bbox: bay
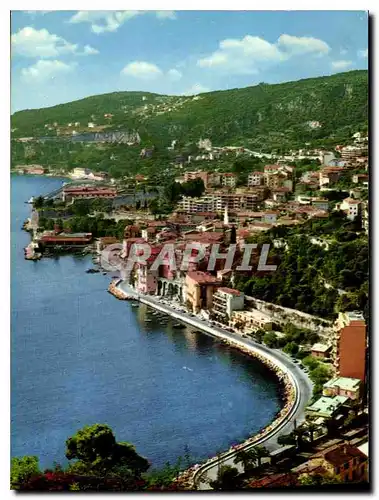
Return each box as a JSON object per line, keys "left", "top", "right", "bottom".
{"left": 11, "top": 174, "right": 282, "bottom": 469}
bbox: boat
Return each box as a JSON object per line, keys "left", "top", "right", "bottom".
{"left": 27, "top": 197, "right": 34, "bottom": 204}
{"left": 131, "top": 302, "right": 139, "bottom": 308}
{"left": 86, "top": 268, "right": 100, "bottom": 274}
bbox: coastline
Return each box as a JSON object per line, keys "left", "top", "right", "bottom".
{"left": 108, "top": 279, "right": 305, "bottom": 490}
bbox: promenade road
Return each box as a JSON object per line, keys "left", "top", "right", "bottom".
{"left": 116, "top": 282, "right": 313, "bottom": 489}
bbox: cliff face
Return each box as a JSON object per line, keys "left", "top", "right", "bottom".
{"left": 73, "top": 130, "right": 141, "bottom": 144}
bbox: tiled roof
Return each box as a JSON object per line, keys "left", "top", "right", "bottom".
{"left": 186, "top": 271, "right": 221, "bottom": 284}
{"left": 216, "top": 287, "right": 242, "bottom": 296}
{"left": 321, "top": 443, "right": 366, "bottom": 467}
{"left": 248, "top": 473, "right": 298, "bottom": 488}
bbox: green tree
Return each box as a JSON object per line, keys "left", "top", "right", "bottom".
{"left": 263, "top": 332, "right": 278, "bottom": 348}
{"left": 302, "top": 356, "right": 320, "bottom": 371}
{"left": 283, "top": 341, "right": 299, "bottom": 356}
{"left": 33, "top": 196, "right": 45, "bottom": 210}
{"left": 208, "top": 465, "right": 243, "bottom": 491}
{"left": 11, "top": 456, "right": 41, "bottom": 490}
{"left": 253, "top": 445, "right": 270, "bottom": 468}
{"left": 233, "top": 449, "right": 257, "bottom": 472}
{"left": 65, "top": 424, "right": 149, "bottom": 477}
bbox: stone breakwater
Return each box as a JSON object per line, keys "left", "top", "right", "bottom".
{"left": 172, "top": 341, "right": 296, "bottom": 490}
{"left": 108, "top": 280, "right": 134, "bottom": 300}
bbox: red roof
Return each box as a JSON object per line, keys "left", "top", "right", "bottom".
{"left": 315, "top": 443, "right": 366, "bottom": 467}
{"left": 217, "top": 287, "right": 242, "bottom": 296}
{"left": 186, "top": 271, "right": 221, "bottom": 284}
{"left": 250, "top": 171, "right": 264, "bottom": 175}
{"left": 248, "top": 473, "right": 298, "bottom": 488}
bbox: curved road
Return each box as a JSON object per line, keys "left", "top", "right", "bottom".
{"left": 116, "top": 283, "right": 313, "bottom": 489}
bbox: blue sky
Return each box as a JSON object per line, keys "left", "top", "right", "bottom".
{"left": 11, "top": 10, "right": 368, "bottom": 112}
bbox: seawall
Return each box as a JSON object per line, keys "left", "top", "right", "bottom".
{"left": 110, "top": 280, "right": 305, "bottom": 489}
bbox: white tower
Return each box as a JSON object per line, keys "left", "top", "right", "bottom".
{"left": 223, "top": 205, "right": 229, "bottom": 226}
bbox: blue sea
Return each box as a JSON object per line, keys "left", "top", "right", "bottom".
{"left": 11, "top": 174, "right": 281, "bottom": 469}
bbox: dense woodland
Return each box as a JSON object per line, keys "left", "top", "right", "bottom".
{"left": 234, "top": 212, "right": 369, "bottom": 321}
{"left": 12, "top": 70, "right": 368, "bottom": 171}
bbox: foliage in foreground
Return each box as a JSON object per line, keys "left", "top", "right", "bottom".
{"left": 10, "top": 424, "right": 182, "bottom": 491}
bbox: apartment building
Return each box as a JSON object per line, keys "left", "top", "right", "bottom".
{"left": 248, "top": 171, "right": 264, "bottom": 187}
{"left": 184, "top": 271, "right": 221, "bottom": 313}
{"left": 332, "top": 311, "right": 367, "bottom": 381}
{"left": 340, "top": 145, "right": 368, "bottom": 161}
{"left": 212, "top": 287, "right": 245, "bottom": 322}
{"left": 221, "top": 172, "right": 237, "bottom": 188}
{"left": 184, "top": 170, "right": 210, "bottom": 188}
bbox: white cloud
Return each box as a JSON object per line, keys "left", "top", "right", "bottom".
{"left": 69, "top": 10, "right": 176, "bottom": 34}
{"left": 11, "top": 26, "right": 98, "bottom": 58}
{"left": 21, "top": 59, "right": 76, "bottom": 82}
{"left": 121, "top": 62, "right": 183, "bottom": 81}
{"left": 121, "top": 61, "right": 163, "bottom": 79}
{"left": 167, "top": 68, "right": 182, "bottom": 81}
{"left": 331, "top": 60, "right": 353, "bottom": 70}
{"left": 358, "top": 48, "right": 368, "bottom": 58}
{"left": 277, "top": 34, "right": 330, "bottom": 55}
{"left": 183, "top": 83, "right": 210, "bottom": 95}
{"left": 82, "top": 45, "right": 99, "bottom": 56}
{"left": 12, "top": 27, "right": 77, "bottom": 58}
{"left": 197, "top": 33, "right": 330, "bottom": 75}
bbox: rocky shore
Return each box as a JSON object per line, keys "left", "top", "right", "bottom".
{"left": 107, "top": 280, "right": 298, "bottom": 491}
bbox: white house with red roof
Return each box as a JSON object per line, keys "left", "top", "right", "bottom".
{"left": 338, "top": 197, "right": 362, "bottom": 221}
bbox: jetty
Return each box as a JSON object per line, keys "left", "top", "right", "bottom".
{"left": 24, "top": 242, "right": 41, "bottom": 260}
{"left": 107, "top": 280, "right": 137, "bottom": 300}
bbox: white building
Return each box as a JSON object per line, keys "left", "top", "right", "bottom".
{"left": 230, "top": 309, "right": 272, "bottom": 331}
{"left": 248, "top": 171, "right": 264, "bottom": 187}
{"left": 339, "top": 197, "right": 361, "bottom": 221}
{"left": 212, "top": 288, "right": 245, "bottom": 321}
{"left": 222, "top": 173, "right": 237, "bottom": 188}
{"left": 88, "top": 122, "right": 95, "bottom": 128}
{"left": 71, "top": 167, "right": 92, "bottom": 179}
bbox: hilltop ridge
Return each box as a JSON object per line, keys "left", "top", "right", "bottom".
{"left": 11, "top": 70, "right": 368, "bottom": 151}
